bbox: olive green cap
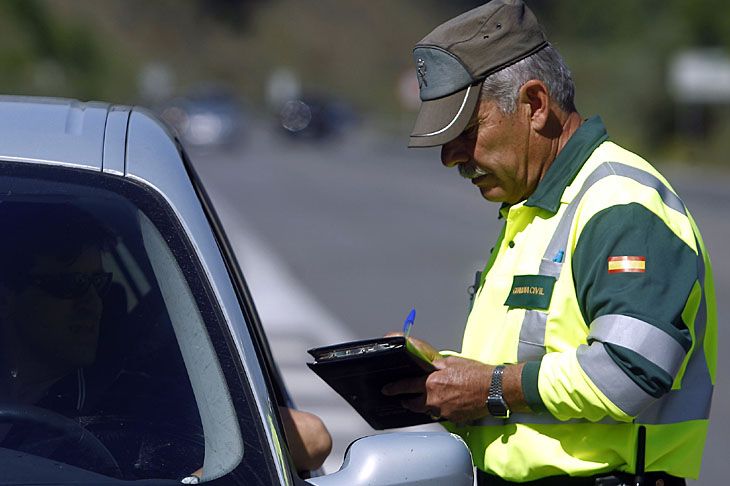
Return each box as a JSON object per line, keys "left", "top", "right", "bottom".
{"left": 409, "top": 0, "right": 547, "bottom": 147}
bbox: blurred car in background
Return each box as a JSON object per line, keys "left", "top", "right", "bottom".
{"left": 278, "top": 96, "right": 358, "bottom": 142}
{"left": 159, "top": 85, "right": 246, "bottom": 150}
{"left": 0, "top": 96, "right": 474, "bottom": 486}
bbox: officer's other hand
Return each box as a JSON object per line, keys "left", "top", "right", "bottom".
{"left": 383, "top": 332, "right": 442, "bottom": 362}
{"left": 383, "top": 355, "right": 492, "bottom": 424}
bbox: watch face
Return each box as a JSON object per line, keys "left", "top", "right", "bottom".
{"left": 487, "top": 396, "right": 509, "bottom": 418}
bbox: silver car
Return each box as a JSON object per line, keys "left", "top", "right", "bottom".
{"left": 0, "top": 96, "right": 474, "bottom": 486}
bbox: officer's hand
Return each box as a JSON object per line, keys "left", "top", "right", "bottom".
{"left": 383, "top": 332, "right": 442, "bottom": 362}
{"left": 383, "top": 356, "right": 493, "bottom": 424}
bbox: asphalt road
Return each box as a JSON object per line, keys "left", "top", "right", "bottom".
{"left": 191, "top": 122, "right": 728, "bottom": 484}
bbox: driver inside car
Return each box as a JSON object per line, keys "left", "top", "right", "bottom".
{"left": 0, "top": 202, "right": 213, "bottom": 480}
{"left": 0, "top": 202, "right": 208, "bottom": 479}
{"left": 0, "top": 204, "right": 113, "bottom": 415}
{"left": 0, "top": 204, "right": 118, "bottom": 469}
{"left": 0, "top": 202, "right": 333, "bottom": 481}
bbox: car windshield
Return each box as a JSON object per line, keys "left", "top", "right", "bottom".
{"left": 0, "top": 165, "right": 242, "bottom": 483}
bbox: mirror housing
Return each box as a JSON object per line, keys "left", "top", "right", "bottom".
{"left": 305, "top": 432, "right": 474, "bottom": 486}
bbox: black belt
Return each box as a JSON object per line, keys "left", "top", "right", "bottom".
{"left": 476, "top": 469, "right": 686, "bottom": 486}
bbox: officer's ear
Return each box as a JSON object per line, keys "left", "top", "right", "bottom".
{"left": 517, "top": 80, "right": 550, "bottom": 132}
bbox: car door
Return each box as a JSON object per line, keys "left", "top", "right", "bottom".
{"left": 0, "top": 98, "right": 296, "bottom": 485}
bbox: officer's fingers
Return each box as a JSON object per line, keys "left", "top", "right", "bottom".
{"left": 432, "top": 355, "right": 471, "bottom": 368}
{"left": 432, "top": 356, "right": 464, "bottom": 370}
{"left": 401, "top": 395, "right": 429, "bottom": 413}
{"left": 381, "top": 376, "right": 427, "bottom": 396}
{"left": 422, "top": 371, "right": 458, "bottom": 413}
{"left": 382, "top": 333, "right": 441, "bottom": 361}
{"left": 425, "top": 367, "right": 460, "bottom": 396}
{"left": 406, "top": 336, "right": 442, "bottom": 361}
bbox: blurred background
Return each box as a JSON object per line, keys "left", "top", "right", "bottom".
{"left": 0, "top": 0, "right": 726, "bottom": 483}
{"left": 3, "top": 0, "right": 730, "bottom": 161}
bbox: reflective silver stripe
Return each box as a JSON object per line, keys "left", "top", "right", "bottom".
{"left": 473, "top": 413, "right": 621, "bottom": 426}
{"left": 543, "top": 161, "right": 686, "bottom": 266}
{"left": 518, "top": 310, "right": 548, "bottom": 361}
{"left": 589, "top": 315, "right": 687, "bottom": 378}
{"left": 542, "top": 163, "right": 615, "bottom": 266}
{"left": 516, "top": 257, "right": 561, "bottom": 362}
{"left": 473, "top": 389, "right": 712, "bottom": 426}
{"left": 608, "top": 163, "right": 686, "bottom": 215}
{"left": 475, "top": 413, "right": 566, "bottom": 426}
{"left": 478, "top": 289, "right": 711, "bottom": 428}
{"left": 637, "top": 242, "right": 713, "bottom": 424}
{"left": 538, "top": 258, "right": 562, "bottom": 278}
{"left": 576, "top": 342, "right": 655, "bottom": 416}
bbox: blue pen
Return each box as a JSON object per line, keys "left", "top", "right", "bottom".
{"left": 402, "top": 308, "right": 416, "bottom": 339}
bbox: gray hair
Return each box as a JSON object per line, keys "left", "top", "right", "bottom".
{"left": 481, "top": 44, "right": 576, "bottom": 114}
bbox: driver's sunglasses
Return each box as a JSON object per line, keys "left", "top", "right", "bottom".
{"left": 26, "top": 272, "right": 113, "bottom": 300}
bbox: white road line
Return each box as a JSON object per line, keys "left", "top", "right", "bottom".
{"left": 212, "top": 200, "right": 375, "bottom": 473}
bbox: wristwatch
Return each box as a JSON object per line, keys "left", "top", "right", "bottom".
{"left": 487, "top": 365, "right": 510, "bottom": 418}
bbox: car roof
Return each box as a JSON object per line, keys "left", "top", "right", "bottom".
{"left": 0, "top": 96, "right": 116, "bottom": 171}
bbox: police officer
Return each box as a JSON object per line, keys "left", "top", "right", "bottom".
{"left": 382, "top": 1, "right": 717, "bottom": 485}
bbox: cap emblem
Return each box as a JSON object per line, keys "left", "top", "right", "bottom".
{"left": 416, "top": 58, "right": 428, "bottom": 88}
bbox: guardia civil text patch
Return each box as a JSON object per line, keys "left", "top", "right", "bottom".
{"left": 608, "top": 256, "right": 646, "bottom": 273}
{"left": 505, "top": 274, "right": 556, "bottom": 310}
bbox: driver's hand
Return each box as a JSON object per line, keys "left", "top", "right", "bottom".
{"left": 181, "top": 467, "right": 202, "bottom": 484}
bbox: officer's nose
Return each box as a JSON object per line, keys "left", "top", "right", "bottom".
{"left": 441, "top": 137, "right": 468, "bottom": 168}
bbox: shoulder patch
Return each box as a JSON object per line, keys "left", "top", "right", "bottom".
{"left": 608, "top": 256, "right": 645, "bottom": 273}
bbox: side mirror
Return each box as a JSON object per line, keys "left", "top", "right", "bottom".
{"left": 305, "top": 432, "right": 474, "bottom": 486}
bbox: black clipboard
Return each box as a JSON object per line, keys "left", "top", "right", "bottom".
{"left": 307, "top": 336, "right": 439, "bottom": 430}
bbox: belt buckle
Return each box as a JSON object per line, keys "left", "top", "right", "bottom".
{"left": 594, "top": 475, "right": 629, "bottom": 486}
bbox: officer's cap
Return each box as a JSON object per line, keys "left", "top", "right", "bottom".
{"left": 409, "top": 0, "right": 548, "bottom": 147}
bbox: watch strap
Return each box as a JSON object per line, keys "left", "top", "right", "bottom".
{"left": 487, "top": 365, "right": 510, "bottom": 418}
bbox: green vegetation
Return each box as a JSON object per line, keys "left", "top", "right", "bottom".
{"left": 0, "top": 0, "right": 134, "bottom": 100}
{"left": 0, "top": 0, "right": 727, "bottom": 164}
{"left": 533, "top": 0, "right": 730, "bottom": 165}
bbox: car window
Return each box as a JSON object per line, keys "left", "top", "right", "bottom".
{"left": 0, "top": 163, "right": 246, "bottom": 483}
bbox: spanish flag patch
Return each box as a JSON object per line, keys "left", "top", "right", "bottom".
{"left": 608, "top": 256, "right": 646, "bottom": 273}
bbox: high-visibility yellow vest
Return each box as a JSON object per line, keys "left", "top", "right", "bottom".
{"left": 445, "top": 117, "right": 717, "bottom": 481}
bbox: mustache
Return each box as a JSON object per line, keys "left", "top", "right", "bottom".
{"left": 458, "top": 163, "right": 488, "bottom": 180}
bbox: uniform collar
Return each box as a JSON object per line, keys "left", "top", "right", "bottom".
{"left": 523, "top": 116, "right": 608, "bottom": 214}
